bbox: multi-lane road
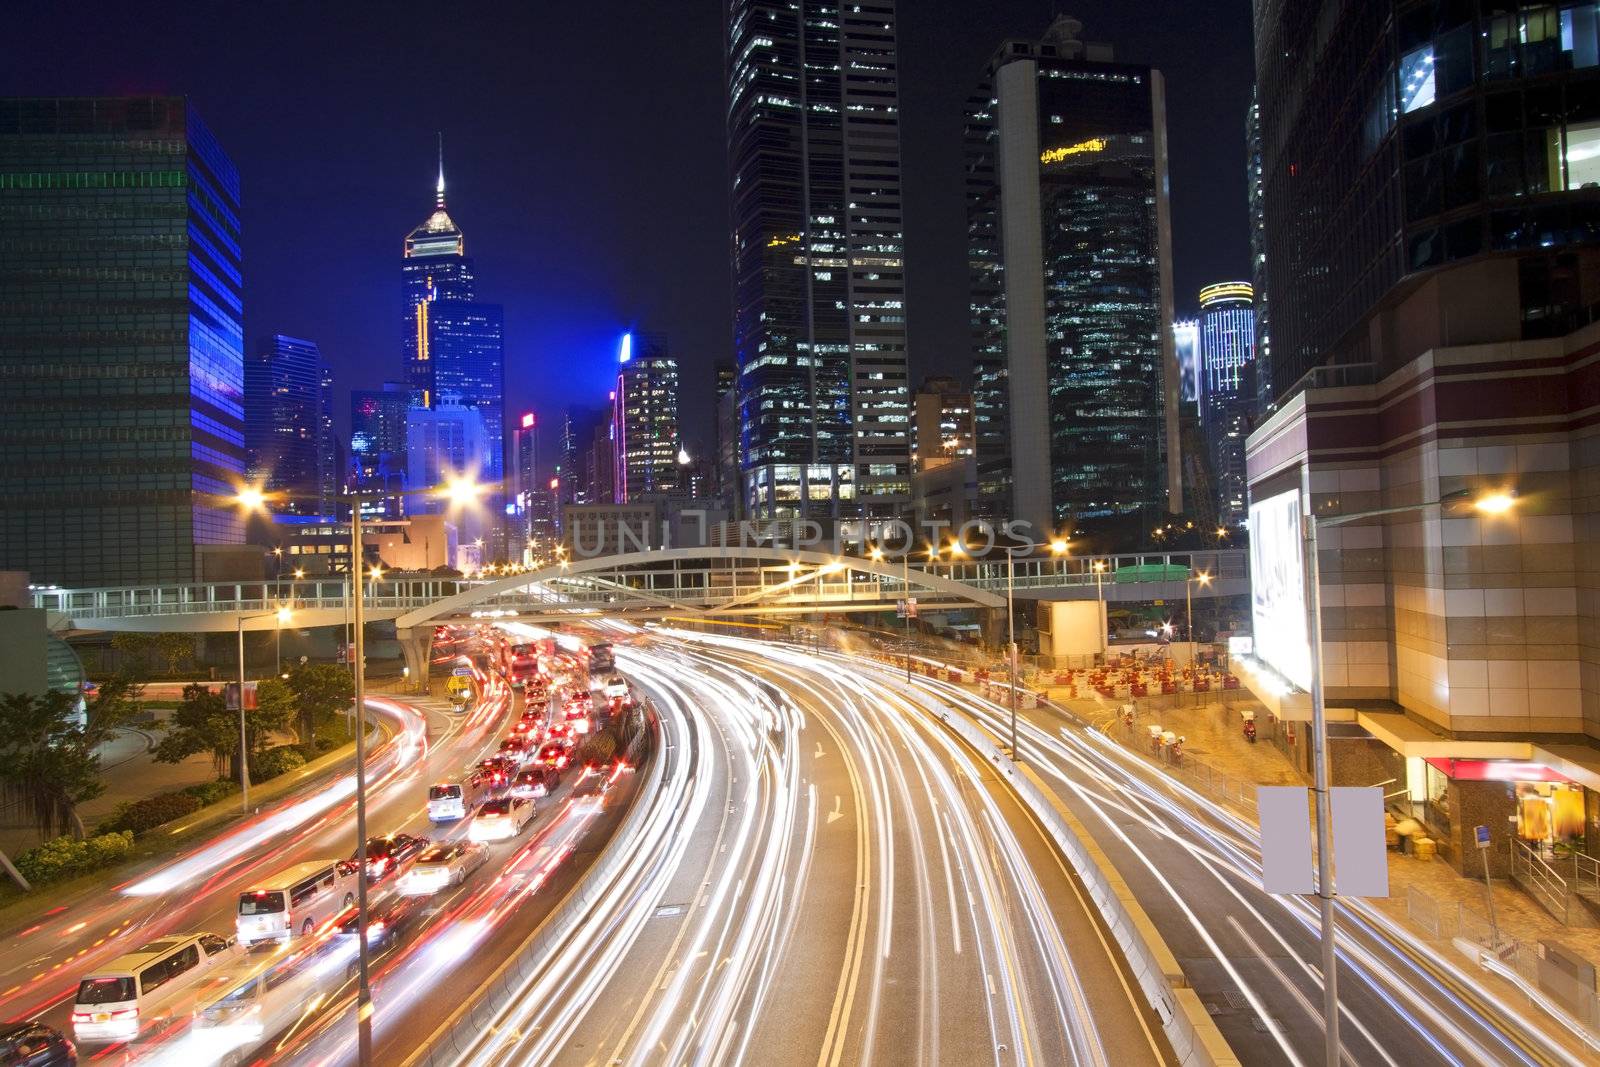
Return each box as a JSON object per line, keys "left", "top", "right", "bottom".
{"left": 443, "top": 627, "right": 1166, "bottom": 1067}
{"left": 8, "top": 621, "right": 1589, "bottom": 1067}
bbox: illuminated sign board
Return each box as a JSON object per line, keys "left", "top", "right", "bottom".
{"left": 1248, "top": 489, "right": 1310, "bottom": 691}
{"left": 1039, "top": 138, "right": 1107, "bottom": 164}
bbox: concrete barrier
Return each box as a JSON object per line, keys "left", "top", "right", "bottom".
{"left": 913, "top": 667, "right": 1240, "bottom": 1066}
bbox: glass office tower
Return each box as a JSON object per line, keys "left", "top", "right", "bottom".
{"left": 612, "top": 332, "right": 682, "bottom": 500}
{"left": 965, "top": 17, "right": 1179, "bottom": 535}
{"left": 0, "top": 97, "right": 245, "bottom": 585}
{"left": 1197, "top": 283, "right": 1255, "bottom": 529}
{"left": 726, "top": 0, "right": 912, "bottom": 525}
{"left": 246, "top": 335, "right": 327, "bottom": 516}
{"left": 402, "top": 157, "right": 505, "bottom": 487}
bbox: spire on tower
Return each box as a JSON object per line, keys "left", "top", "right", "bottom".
{"left": 435, "top": 132, "right": 446, "bottom": 209}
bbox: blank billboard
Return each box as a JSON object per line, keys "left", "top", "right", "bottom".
{"left": 1248, "top": 488, "right": 1310, "bottom": 691}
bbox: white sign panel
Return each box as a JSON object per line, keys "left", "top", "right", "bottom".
{"left": 1256, "top": 786, "right": 1315, "bottom": 894}
{"left": 1248, "top": 488, "right": 1310, "bottom": 691}
{"left": 1331, "top": 787, "right": 1390, "bottom": 898}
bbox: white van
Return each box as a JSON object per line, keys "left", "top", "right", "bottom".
{"left": 71, "top": 931, "right": 237, "bottom": 1043}
{"left": 195, "top": 952, "right": 342, "bottom": 1056}
{"left": 428, "top": 774, "right": 488, "bottom": 822}
{"left": 236, "top": 860, "right": 360, "bottom": 946}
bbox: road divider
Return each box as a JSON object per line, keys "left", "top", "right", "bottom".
{"left": 914, "top": 675, "right": 1240, "bottom": 1067}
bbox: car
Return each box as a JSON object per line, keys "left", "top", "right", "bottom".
{"left": 332, "top": 895, "right": 425, "bottom": 977}
{"left": 397, "top": 842, "right": 490, "bottom": 895}
{"left": 508, "top": 766, "right": 558, "bottom": 799}
{"left": 354, "top": 833, "right": 429, "bottom": 884}
{"left": 510, "top": 717, "right": 542, "bottom": 738}
{"left": 468, "top": 796, "right": 534, "bottom": 842}
{"left": 498, "top": 737, "right": 533, "bottom": 763}
{"left": 476, "top": 757, "right": 518, "bottom": 788}
{"left": 536, "top": 742, "right": 570, "bottom": 769}
{"left": 0, "top": 1022, "right": 75, "bottom": 1065}
{"left": 569, "top": 770, "right": 613, "bottom": 813}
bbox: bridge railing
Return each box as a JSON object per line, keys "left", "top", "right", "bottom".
{"left": 31, "top": 549, "right": 1247, "bottom": 621}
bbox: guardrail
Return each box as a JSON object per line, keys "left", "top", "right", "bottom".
{"left": 1511, "top": 838, "right": 1579, "bottom": 926}
{"left": 403, "top": 704, "right": 668, "bottom": 1067}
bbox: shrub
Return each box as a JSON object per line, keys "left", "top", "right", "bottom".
{"left": 179, "top": 779, "right": 238, "bottom": 807}
{"left": 250, "top": 744, "right": 306, "bottom": 783}
{"left": 573, "top": 733, "right": 617, "bottom": 769}
{"left": 96, "top": 792, "right": 201, "bottom": 836}
{"left": 16, "top": 831, "right": 135, "bottom": 885}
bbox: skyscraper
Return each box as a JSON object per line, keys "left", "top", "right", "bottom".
{"left": 725, "top": 0, "right": 912, "bottom": 526}
{"left": 246, "top": 335, "right": 327, "bottom": 515}
{"left": 317, "top": 360, "right": 338, "bottom": 517}
{"left": 612, "top": 332, "right": 681, "bottom": 501}
{"left": 0, "top": 97, "right": 245, "bottom": 585}
{"left": 965, "top": 17, "right": 1179, "bottom": 535}
{"left": 401, "top": 149, "right": 505, "bottom": 489}
{"left": 1244, "top": 0, "right": 1600, "bottom": 865}
{"left": 1245, "top": 92, "right": 1272, "bottom": 417}
{"left": 1197, "top": 283, "right": 1254, "bottom": 528}
{"left": 350, "top": 382, "right": 409, "bottom": 519}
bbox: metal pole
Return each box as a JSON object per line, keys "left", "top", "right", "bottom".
{"left": 1481, "top": 845, "right": 1501, "bottom": 948}
{"left": 351, "top": 501, "right": 373, "bottom": 1066}
{"left": 237, "top": 615, "right": 250, "bottom": 814}
{"left": 1008, "top": 549, "right": 1018, "bottom": 763}
{"left": 1303, "top": 509, "right": 1341, "bottom": 1066}
{"left": 1187, "top": 576, "right": 1194, "bottom": 664}
{"left": 903, "top": 552, "right": 911, "bottom": 683}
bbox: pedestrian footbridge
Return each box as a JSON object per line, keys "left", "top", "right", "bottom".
{"left": 29, "top": 546, "right": 1246, "bottom": 636}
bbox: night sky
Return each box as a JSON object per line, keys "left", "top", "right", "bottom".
{"left": 5, "top": 1, "right": 1254, "bottom": 462}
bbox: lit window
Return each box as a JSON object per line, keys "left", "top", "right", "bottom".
{"left": 1400, "top": 46, "right": 1435, "bottom": 112}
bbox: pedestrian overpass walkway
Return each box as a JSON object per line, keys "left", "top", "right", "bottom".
{"left": 29, "top": 546, "right": 1247, "bottom": 635}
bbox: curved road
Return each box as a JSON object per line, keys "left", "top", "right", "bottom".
{"left": 440, "top": 630, "right": 1167, "bottom": 1067}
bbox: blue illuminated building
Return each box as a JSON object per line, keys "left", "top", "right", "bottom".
{"left": 0, "top": 97, "right": 246, "bottom": 585}
{"left": 246, "top": 335, "right": 329, "bottom": 516}
{"left": 402, "top": 148, "right": 505, "bottom": 489}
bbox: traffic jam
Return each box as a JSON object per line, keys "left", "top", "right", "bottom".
{"left": 63, "top": 627, "right": 639, "bottom": 1064}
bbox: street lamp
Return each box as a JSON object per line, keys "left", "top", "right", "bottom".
{"left": 1186, "top": 570, "right": 1212, "bottom": 664}
{"left": 994, "top": 536, "right": 1070, "bottom": 764}
{"left": 1302, "top": 485, "right": 1516, "bottom": 1067}
{"left": 344, "top": 475, "right": 489, "bottom": 1066}
{"left": 233, "top": 605, "right": 292, "bottom": 813}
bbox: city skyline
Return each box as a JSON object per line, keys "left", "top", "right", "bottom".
{"left": 0, "top": 2, "right": 1253, "bottom": 468}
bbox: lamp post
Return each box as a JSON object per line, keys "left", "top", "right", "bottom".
{"left": 1185, "top": 569, "right": 1212, "bottom": 665}
{"left": 1300, "top": 486, "right": 1516, "bottom": 1067}
{"left": 344, "top": 473, "right": 486, "bottom": 1066}
{"left": 233, "top": 605, "right": 292, "bottom": 814}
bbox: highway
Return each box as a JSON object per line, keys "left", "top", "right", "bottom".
{"left": 0, "top": 659, "right": 645, "bottom": 1067}
{"left": 848, "top": 642, "right": 1596, "bottom": 1067}
{"left": 441, "top": 627, "right": 1167, "bottom": 1067}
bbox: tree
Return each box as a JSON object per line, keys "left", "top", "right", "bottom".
{"left": 152, "top": 685, "right": 237, "bottom": 779}
{"left": 286, "top": 664, "right": 353, "bottom": 748}
{"left": 251, "top": 679, "right": 295, "bottom": 751}
{"left": 81, "top": 673, "right": 144, "bottom": 754}
{"left": 109, "top": 632, "right": 194, "bottom": 678}
{"left": 0, "top": 690, "right": 103, "bottom": 841}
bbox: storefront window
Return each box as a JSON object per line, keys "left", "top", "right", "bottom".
{"left": 1516, "top": 781, "right": 1587, "bottom": 843}
{"left": 1425, "top": 762, "right": 1452, "bottom": 836}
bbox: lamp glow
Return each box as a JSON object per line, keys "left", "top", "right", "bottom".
{"left": 1475, "top": 491, "right": 1518, "bottom": 515}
